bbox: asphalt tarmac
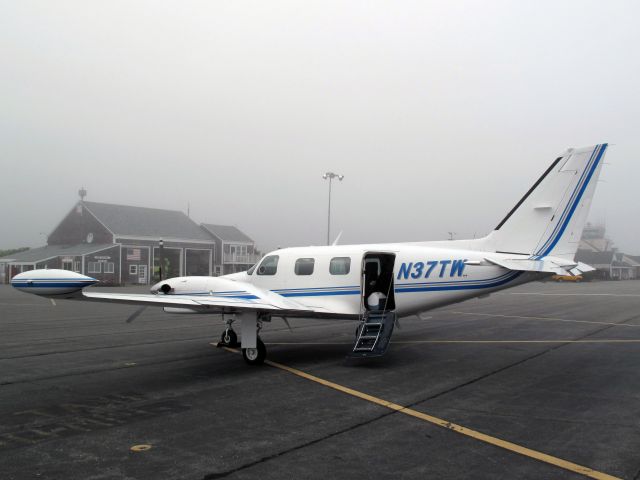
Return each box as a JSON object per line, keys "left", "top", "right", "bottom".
{"left": 1, "top": 280, "right": 640, "bottom": 480}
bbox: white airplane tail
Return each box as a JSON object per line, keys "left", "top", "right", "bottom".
{"left": 482, "top": 143, "right": 608, "bottom": 260}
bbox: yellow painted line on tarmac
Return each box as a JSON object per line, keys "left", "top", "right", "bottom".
{"left": 217, "top": 345, "right": 620, "bottom": 480}
{"left": 506, "top": 292, "right": 640, "bottom": 297}
{"left": 393, "top": 339, "right": 640, "bottom": 344}
{"left": 0, "top": 302, "right": 53, "bottom": 307}
{"left": 449, "top": 311, "right": 640, "bottom": 328}
{"left": 237, "top": 340, "right": 640, "bottom": 346}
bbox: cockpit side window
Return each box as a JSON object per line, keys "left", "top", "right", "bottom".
{"left": 257, "top": 255, "right": 279, "bottom": 275}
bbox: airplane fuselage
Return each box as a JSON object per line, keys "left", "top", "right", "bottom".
{"left": 160, "top": 243, "right": 541, "bottom": 319}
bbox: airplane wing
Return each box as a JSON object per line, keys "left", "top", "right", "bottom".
{"left": 10, "top": 269, "right": 324, "bottom": 315}
{"left": 81, "top": 288, "right": 318, "bottom": 315}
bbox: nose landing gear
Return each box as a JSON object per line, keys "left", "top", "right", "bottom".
{"left": 220, "top": 329, "right": 238, "bottom": 347}
{"left": 219, "top": 315, "right": 239, "bottom": 347}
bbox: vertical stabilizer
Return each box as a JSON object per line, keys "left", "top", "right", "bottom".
{"left": 484, "top": 144, "right": 608, "bottom": 260}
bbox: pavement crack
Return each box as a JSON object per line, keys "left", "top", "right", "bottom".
{"left": 201, "top": 409, "right": 397, "bottom": 479}
{"left": 0, "top": 352, "right": 219, "bottom": 386}
{"left": 0, "top": 335, "right": 214, "bottom": 360}
{"left": 420, "top": 311, "right": 640, "bottom": 404}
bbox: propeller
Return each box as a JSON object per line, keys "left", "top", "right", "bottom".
{"left": 282, "top": 316, "right": 293, "bottom": 332}
{"left": 126, "top": 306, "right": 147, "bottom": 323}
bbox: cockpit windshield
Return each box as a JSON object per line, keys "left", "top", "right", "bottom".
{"left": 246, "top": 263, "right": 258, "bottom": 275}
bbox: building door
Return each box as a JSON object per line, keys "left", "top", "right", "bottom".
{"left": 62, "top": 260, "right": 73, "bottom": 271}
{"left": 139, "top": 265, "right": 148, "bottom": 284}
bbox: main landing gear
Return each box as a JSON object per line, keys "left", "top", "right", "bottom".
{"left": 218, "top": 313, "right": 267, "bottom": 365}
{"left": 242, "top": 337, "right": 266, "bottom": 365}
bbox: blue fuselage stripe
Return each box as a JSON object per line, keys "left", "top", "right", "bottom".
{"left": 279, "top": 290, "right": 361, "bottom": 297}
{"left": 11, "top": 282, "right": 94, "bottom": 288}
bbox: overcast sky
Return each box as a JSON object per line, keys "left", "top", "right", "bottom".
{"left": 1, "top": 1, "right": 638, "bottom": 253}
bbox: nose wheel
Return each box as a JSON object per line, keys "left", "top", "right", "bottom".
{"left": 219, "top": 315, "right": 239, "bottom": 347}
{"left": 220, "top": 329, "right": 238, "bottom": 347}
{"left": 242, "top": 337, "right": 266, "bottom": 365}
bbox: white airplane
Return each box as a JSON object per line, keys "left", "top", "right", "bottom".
{"left": 11, "top": 144, "right": 608, "bottom": 365}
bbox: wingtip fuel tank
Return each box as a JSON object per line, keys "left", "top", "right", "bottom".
{"left": 11, "top": 269, "right": 98, "bottom": 297}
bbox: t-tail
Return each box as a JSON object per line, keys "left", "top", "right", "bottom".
{"left": 483, "top": 143, "right": 608, "bottom": 262}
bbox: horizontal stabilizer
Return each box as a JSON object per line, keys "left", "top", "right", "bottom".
{"left": 485, "top": 257, "right": 594, "bottom": 276}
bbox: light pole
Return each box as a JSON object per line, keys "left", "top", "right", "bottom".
{"left": 322, "top": 172, "right": 344, "bottom": 245}
{"left": 159, "top": 238, "right": 164, "bottom": 281}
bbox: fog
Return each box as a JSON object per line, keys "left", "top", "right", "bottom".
{"left": 1, "top": 1, "right": 638, "bottom": 253}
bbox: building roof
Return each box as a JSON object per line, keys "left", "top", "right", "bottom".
{"left": 575, "top": 250, "right": 615, "bottom": 266}
{"left": 201, "top": 224, "right": 254, "bottom": 243}
{"left": 0, "top": 244, "right": 115, "bottom": 263}
{"left": 83, "top": 201, "right": 213, "bottom": 242}
{"left": 625, "top": 255, "right": 640, "bottom": 265}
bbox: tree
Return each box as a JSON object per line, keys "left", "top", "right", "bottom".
{"left": 0, "top": 247, "right": 29, "bottom": 258}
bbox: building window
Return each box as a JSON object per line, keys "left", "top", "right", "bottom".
{"left": 129, "top": 265, "right": 138, "bottom": 275}
{"left": 257, "top": 255, "right": 279, "bottom": 275}
{"left": 74, "top": 261, "right": 81, "bottom": 272}
{"left": 88, "top": 262, "right": 101, "bottom": 273}
{"left": 330, "top": 257, "right": 351, "bottom": 275}
{"left": 295, "top": 258, "right": 315, "bottom": 275}
{"left": 104, "top": 262, "right": 115, "bottom": 274}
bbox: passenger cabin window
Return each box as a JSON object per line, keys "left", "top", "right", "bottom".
{"left": 295, "top": 258, "right": 315, "bottom": 275}
{"left": 246, "top": 263, "right": 257, "bottom": 275}
{"left": 257, "top": 255, "right": 279, "bottom": 275}
{"left": 330, "top": 257, "right": 351, "bottom": 275}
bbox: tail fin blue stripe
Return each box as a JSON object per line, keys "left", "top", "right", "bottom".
{"left": 534, "top": 144, "right": 601, "bottom": 256}
{"left": 536, "top": 143, "right": 607, "bottom": 258}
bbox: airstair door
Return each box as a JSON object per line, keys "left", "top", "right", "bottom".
{"left": 350, "top": 252, "right": 397, "bottom": 358}
{"left": 361, "top": 252, "right": 396, "bottom": 312}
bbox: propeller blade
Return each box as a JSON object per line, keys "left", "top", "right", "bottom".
{"left": 126, "top": 306, "right": 147, "bottom": 323}
{"left": 282, "top": 316, "right": 293, "bottom": 332}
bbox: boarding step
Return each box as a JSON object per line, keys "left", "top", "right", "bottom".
{"left": 349, "top": 312, "right": 396, "bottom": 358}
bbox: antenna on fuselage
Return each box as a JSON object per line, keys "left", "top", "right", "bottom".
{"left": 331, "top": 231, "right": 343, "bottom": 246}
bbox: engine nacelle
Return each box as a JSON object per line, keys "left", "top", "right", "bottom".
{"left": 11, "top": 269, "right": 98, "bottom": 297}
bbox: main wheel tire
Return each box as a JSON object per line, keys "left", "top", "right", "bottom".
{"left": 220, "top": 329, "right": 238, "bottom": 347}
{"left": 242, "top": 337, "right": 266, "bottom": 365}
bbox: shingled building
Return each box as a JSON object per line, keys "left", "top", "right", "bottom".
{"left": 2, "top": 200, "right": 257, "bottom": 285}
{"left": 201, "top": 224, "right": 260, "bottom": 275}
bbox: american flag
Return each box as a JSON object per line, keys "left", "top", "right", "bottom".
{"left": 127, "top": 248, "right": 141, "bottom": 261}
